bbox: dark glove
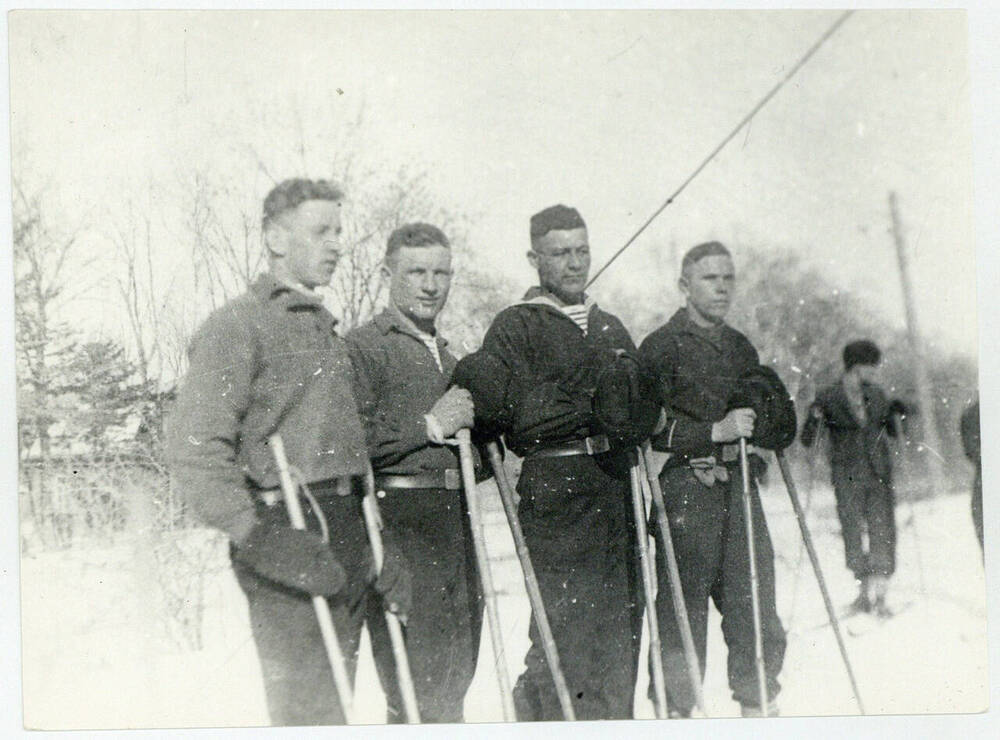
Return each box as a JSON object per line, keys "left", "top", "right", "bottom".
{"left": 728, "top": 365, "right": 797, "bottom": 451}
{"left": 593, "top": 350, "right": 660, "bottom": 447}
{"left": 365, "top": 540, "right": 413, "bottom": 624}
{"left": 234, "top": 522, "right": 347, "bottom": 597}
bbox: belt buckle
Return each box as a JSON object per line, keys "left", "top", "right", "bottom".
{"left": 445, "top": 468, "right": 461, "bottom": 490}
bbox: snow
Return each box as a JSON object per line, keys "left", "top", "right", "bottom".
{"left": 20, "top": 478, "right": 987, "bottom": 729}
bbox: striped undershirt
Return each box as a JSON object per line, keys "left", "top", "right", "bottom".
{"left": 416, "top": 331, "right": 444, "bottom": 372}
{"left": 560, "top": 303, "right": 590, "bottom": 334}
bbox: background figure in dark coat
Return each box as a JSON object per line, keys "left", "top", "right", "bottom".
{"left": 637, "top": 241, "right": 788, "bottom": 718}
{"left": 167, "top": 179, "right": 409, "bottom": 726}
{"left": 452, "top": 205, "right": 655, "bottom": 721}
{"left": 346, "top": 223, "right": 482, "bottom": 723}
{"left": 801, "top": 339, "right": 902, "bottom": 617}
{"left": 960, "top": 399, "right": 982, "bottom": 554}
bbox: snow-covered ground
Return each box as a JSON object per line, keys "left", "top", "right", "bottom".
{"left": 20, "top": 476, "right": 988, "bottom": 729}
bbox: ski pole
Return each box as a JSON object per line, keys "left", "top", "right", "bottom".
{"left": 640, "top": 442, "right": 707, "bottom": 716}
{"left": 486, "top": 441, "right": 575, "bottom": 721}
{"left": 268, "top": 433, "right": 356, "bottom": 724}
{"left": 628, "top": 452, "right": 668, "bottom": 719}
{"left": 775, "top": 451, "right": 866, "bottom": 715}
{"left": 739, "top": 439, "right": 769, "bottom": 716}
{"left": 361, "top": 464, "right": 421, "bottom": 724}
{"left": 891, "top": 413, "right": 926, "bottom": 597}
{"left": 456, "top": 429, "right": 516, "bottom": 721}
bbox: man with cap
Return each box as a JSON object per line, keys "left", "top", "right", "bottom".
{"left": 801, "top": 339, "right": 906, "bottom": 617}
{"left": 168, "top": 178, "right": 411, "bottom": 726}
{"left": 637, "top": 241, "right": 791, "bottom": 718}
{"left": 451, "top": 205, "right": 655, "bottom": 721}
{"left": 346, "top": 223, "right": 482, "bottom": 723}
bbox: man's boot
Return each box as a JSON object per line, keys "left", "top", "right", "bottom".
{"left": 871, "top": 575, "right": 892, "bottom": 618}
{"left": 740, "top": 700, "right": 779, "bottom": 718}
{"left": 849, "top": 576, "right": 872, "bottom": 613}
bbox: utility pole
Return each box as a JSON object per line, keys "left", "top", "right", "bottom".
{"left": 889, "top": 192, "right": 946, "bottom": 492}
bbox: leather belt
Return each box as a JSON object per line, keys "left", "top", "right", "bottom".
{"left": 257, "top": 476, "right": 353, "bottom": 507}
{"left": 527, "top": 434, "right": 611, "bottom": 459}
{"left": 375, "top": 470, "right": 462, "bottom": 491}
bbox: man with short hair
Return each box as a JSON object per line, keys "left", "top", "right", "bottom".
{"left": 802, "top": 340, "right": 905, "bottom": 616}
{"left": 638, "top": 241, "right": 788, "bottom": 718}
{"left": 452, "top": 205, "right": 654, "bottom": 721}
{"left": 346, "top": 223, "right": 482, "bottom": 723}
{"left": 168, "top": 178, "right": 410, "bottom": 726}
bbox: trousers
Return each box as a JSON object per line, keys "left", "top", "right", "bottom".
{"left": 232, "top": 487, "right": 369, "bottom": 726}
{"left": 651, "top": 463, "right": 786, "bottom": 714}
{"left": 832, "top": 467, "right": 896, "bottom": 579}
{"left": 366, "top": 486, "right": 483, "bottom": 723}
{"left": 512, "top": 453, "right": 643, "bottom": 721}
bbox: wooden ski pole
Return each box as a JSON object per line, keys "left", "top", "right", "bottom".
{"left": 268, "top": 433, "right": 356, "bottom": 724}
{"left": 456, "top": 429, "right": 516, "bottom": 721}
{"left": 775, "top": 451, "right": 866, "bottom": 715}
{"left": 639, "top": 443, "right": 707, "bottom": 716}
{"left": 361, "top": 465, "right": 421, "bottom": 724}
{"left": 890, "top": 413, "right": 927, "bottom": 597}
{"left": 486, "top": 441, "right": 576, "bottom": 721}
{"left": 739, "top": 439, "right": 769, "bottom": 717}
{"left": 628, "top": 453, "right": 668, "bottom": 719}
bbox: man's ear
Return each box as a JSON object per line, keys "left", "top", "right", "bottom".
{"left": 264, "top": 221, "right": 288, "bottom": 257}
{"left": 380, "top": 258, "right": 393, "bottom": 282}
{"left": 527, "top": 250, "right": 539, "bottom": 272}
{"left": 678, "top": 274, "right": 690, "bottom": 298}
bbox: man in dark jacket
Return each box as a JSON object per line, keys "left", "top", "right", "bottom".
{"left": 960, "top": 398, "right": 982, "bottom": 555}
{"left": 637, "top": 241, "right": 789, "bottom": 718}
{"left": 346, "top": 223, "right": 482, "bottom": 723}
{"left": 168, "top": 179, "right": 410, "bottom": 726}
{"left": 801, "top": 340, "right": 902, "bottom": 617}
{"left": 452, "top": 205, "right": 654, "bottom": 721}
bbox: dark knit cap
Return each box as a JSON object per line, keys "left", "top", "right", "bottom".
{"left": 530, "top": 205, "right": 586, "bottom": 239}
{"left": 727, "top": 365, "right": 797, "bottom": 451}
{"left": 843, "top": 340, "right": 881, "bottom": 370}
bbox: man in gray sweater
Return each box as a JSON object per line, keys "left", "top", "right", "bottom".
{"left": 168, "top": 178, "right": 410, "bottom": 726}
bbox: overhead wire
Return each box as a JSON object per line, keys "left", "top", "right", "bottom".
{"left": 587, "top": 10, "right": 855, "bottom": 289}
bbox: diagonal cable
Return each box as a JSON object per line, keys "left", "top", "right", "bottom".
{"left": 587, "top": 10, "right": 855, "bottom": 288}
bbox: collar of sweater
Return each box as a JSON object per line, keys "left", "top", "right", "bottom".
{"left": 517, "top": 287, "right": 596, "bottom": 313}
{"left": 252, "top": 273, "right": 327, "bottom": 311}
{"left": 374, "top": 304, "right": 447, "bottom": 347}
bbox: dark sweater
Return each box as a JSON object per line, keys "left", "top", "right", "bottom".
{"left": 638, "top": 308, "right": 760, "bottom": 459}
{"left": 346, "top": 307, "right": 459, "bottom": 475}
{"left": 167, "top": 273, "right": 368, "bottom": 543}
{"left": 801, "top": 380, "right": 897, "bottom": 483}
{"left": 473, "top": 291, "right": 640, "bottom": 457}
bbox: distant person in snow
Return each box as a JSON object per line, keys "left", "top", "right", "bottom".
{"left": 801, "top": 340, "right": 907, "bottom": 618}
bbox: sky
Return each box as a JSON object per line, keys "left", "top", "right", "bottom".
{"left": 7, "top": 9, "right": 977, "bottom": 357}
